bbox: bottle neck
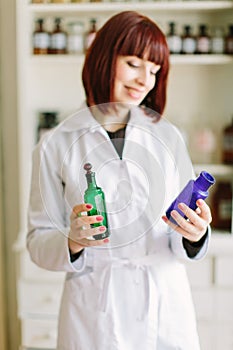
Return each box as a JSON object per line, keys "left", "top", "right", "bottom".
{"left": 86, "top": 173, "right": 97, "bottom": 189}
{"left": 195, "top": 171, "right": 215, "bottom": 191}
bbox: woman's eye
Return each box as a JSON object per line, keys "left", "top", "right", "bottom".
{"left": 127, "top": 61, "right": 139, "bottom": 68}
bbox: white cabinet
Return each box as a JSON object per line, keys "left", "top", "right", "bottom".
{"left": 16, "top": 1, "right": 233, "bottom": 349}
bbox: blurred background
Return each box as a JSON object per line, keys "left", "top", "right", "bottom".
{"left": 0, "top": 0, "right": 233, "bottom": 349}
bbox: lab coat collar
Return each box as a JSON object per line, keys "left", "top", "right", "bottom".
{"left": 58, "top": 102, "right": 160, "bottom": 134}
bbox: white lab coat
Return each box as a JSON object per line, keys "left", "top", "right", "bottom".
{"left": 27, "top": 104, "right": 210, "bottom": 350}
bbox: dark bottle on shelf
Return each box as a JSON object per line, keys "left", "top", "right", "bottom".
{"left": 84, "top": 19, "right": 97, "bottom": 52}
{"left": 211, "top": 181, "right": 232, "bottom": 231}
{"left": 222, "top": 116, "right": 233, "bottom": 164}
{"left": 37, "top": 111, "right": 58, "bottom": 141}
{"left": 196, "top": 24, "right": 210, "bottom": 54}
{"left": 166, "top": 22, "right": 182, "bottom": 54}
{"left": 50, "top": 18, "right": 67, "bottom": 54}
{"left": 33, "top": 18, "right": 50, "bottom": 55}
{"left": 225, "top": 24, "right": 233, "bottom": 54}
{"left": 181, "top": 25, "right": 197, "bottom": 54}
{"left": 166, "top": 171, "right": 215, "bottom": 225}
{"left": 83, "top": 163, "right": 109, "bottom": 240}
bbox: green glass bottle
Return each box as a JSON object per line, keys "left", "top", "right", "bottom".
{"left": 83, "top": 163, "right": 109, "bottom": 240}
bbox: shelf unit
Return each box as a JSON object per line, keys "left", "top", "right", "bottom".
{"left": 28, "top": 1, "right": 233, "bottom": 13}
{"left": 16, "top": 1, "right": 233, "bottom": 349}
{"left": 29, "top": 53, "right": 233, "bottom": 65}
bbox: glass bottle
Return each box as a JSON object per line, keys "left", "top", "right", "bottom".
{"left": 222, "top": 116, "right": 233, "bottom": 164}
{"left": 83, "top": 163, "right": 109, "bottom": 240}
{"left": 67, "top": 22, "right": 84, "bottom": 54}
{"left": 166, "top": 22, "right": 182, "bottom": 54}
{"left": 50, "top": 18, "right": 67, "bottom": 54}
{"left": 50, "top": 0, "right": 70, "bottom": 3}
{"left": 37, "top": 111, "right": 59, "bottom": 141}
{"left": 210, "top": 26, "right": 225, "bottom": 54}
{"left": 196, "top": 24, "right": 210, "bottom": 54}
{"left": 211, "top": 181, "right": 232, "bottom": 231}
{"left": 181, "top": 25, "right": 197, "bottom": 54}
{"left": 166, "top": 171, "right": 215, "bottom": 224}
{"left": 225, "top": 24, "right": 233, "bottom": 54}
{"left": 33, "top": 18, "right": 50, "bottom": 55}
{"left": 84, "top": 19, "right": 97, "bottom": 52}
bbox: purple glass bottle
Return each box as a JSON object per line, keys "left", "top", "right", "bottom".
{"left": 166, "top": 171, "right": 215, "bottom": 224}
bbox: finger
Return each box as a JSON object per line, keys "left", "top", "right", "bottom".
{"left": 177, "top": 203, "right": 204, "bottom": 229}
{"left": 196, "top": 199, "right": 212, "bottom": 223}
{"left": 79, "top": 215, "right": 104, "bottom": 226}
{"left": 163, "top": 211, "right": 196, "bottom": 235}
{"left": 78, "top": 237, "right": 109, "bottom": 247}
{"left": 162, "top": 215, "right": 199, "bottom": 241}
{"left": 73, "top": 215, "right": 104, "bottom": 231}
{"left": 70, "top": 203, "right": 92, "bottom": 220}
{"left": 69, "top": 236, "right": 109, "bottom": 249}
{"left": 162, "top": 207, "right": 208, "bottom": 242}
{"left": 79, "top": 225, "right": 107, "bottom": 239}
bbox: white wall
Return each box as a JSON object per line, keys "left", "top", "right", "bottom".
{"left": 0, "top": 0, "right": 21, "bottom": 349}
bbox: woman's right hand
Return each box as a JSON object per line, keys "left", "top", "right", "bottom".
{"left": 68, "top": 203, "right": 109, "bottom": 254}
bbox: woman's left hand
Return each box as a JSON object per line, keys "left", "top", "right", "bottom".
{"left": 162, "top": 199, "right": 212, "bottom": 243}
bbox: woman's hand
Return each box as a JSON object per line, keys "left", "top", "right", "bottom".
{"left": 69, "top": 203, "right": 109, "bottom": 254}
{"left": 162, "top": 199, "right": 212, "bottom": 243}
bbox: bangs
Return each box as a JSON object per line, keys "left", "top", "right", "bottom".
{"left": 117, "top": 22, "right": 168, "bottom": 66}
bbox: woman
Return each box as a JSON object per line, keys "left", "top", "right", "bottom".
{"left": 27, "top": 11, "right": 212, "bottom": 350}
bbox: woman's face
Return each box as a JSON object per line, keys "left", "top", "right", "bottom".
{"left": 113, "top": 55, "right": 161, "bottom": 106}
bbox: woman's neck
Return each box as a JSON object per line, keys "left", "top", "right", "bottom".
{"left": 90, "top": 104, "right": 130, "bottom": 132}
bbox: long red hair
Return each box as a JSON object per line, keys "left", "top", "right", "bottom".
{"left": 82, "top": 11, "right": 170, "bottom": 116}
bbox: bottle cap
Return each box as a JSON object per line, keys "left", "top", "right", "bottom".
{"left": 84, "top": 163, "right": 92, "bottom": 174}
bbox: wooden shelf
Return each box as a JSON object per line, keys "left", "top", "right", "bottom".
{"left": 194, "top": 164, "right": 233, "bottom": 177}
{"left": 29, "top": 54, "right": 233, "bottom": 65}
{"left": 28, "top": 1, "right": 233, "bottom": 15}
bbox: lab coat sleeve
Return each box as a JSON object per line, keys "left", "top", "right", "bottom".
{"left": 170, "top": 226, "right": 211, "bottom": 261}
{"left": 27, "top": 135, "right": 93, "bottom": 273}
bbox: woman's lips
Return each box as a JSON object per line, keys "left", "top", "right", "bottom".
{"left": 126, "top": 86, "right": 145, "bottom": 99}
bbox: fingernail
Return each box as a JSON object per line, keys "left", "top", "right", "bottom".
{"left": 104, "top": 239, "right": 109, "bottom": 243}
{"left": 162, "top": 216, "right": 168, "bottom": 222}
{"left": 86, "top": 204, "right": 92, "bottom": 209}
{"left": 178, "top": 203, "right": 185, "bottom": 210}
{"left": 96, "top": 216, "right": 103, "bottom": 221}
{"left": 99, "top": 226, "right": 106, "bottom": 232}
{"left": 171, "top": 210, "right": 178, "bottom": 218}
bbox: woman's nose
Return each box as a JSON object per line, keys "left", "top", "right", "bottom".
{"left": 136, "top": 69, "right": 150, "bottom": 86}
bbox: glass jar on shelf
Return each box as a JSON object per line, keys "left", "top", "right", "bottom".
{"left": 196, "top": 24, "right": 210, "bottom": 54}
{"left": 67, "top": 21, "right": 84, "bottom": 54}
{"left": 50, "top": 0, "right": 70, "bottom": 3}
{"left": 37, "top": 111, "right": 59, "bottom": 142}
{"left": 84, "top": 19, "right": 97, "bottom": 52}
{"left": 181, "top": 25, "right": 197, "bottom": 54}
{"left": 50, "top": 17, "right": 67, "bottom": 54}
{"left": 166, "top": 22, "right": 182, "bottom": 55}
{"left": 190, "top": 125, "right": 217, "bottom": 164}
{"left": 210, "top": 26, "right": 225, "bottom": 54}
{"left": 211, "top": 181, "right": 232, "bottom": 232}
{"left": 33, "top": 18, "right": 50, "bottom": 55}
{"left": 222, "top": 116, "right": 233, "bottom": 164}
{"left": 31, "top": 0, "right": 46, "bottom": 3}
{"left": 225, "top": 24, "right": 233, "bottom": 54}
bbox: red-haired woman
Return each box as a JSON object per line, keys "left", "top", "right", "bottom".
{"left": 27, "top": 11, "right": 212, "bottom": 350}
